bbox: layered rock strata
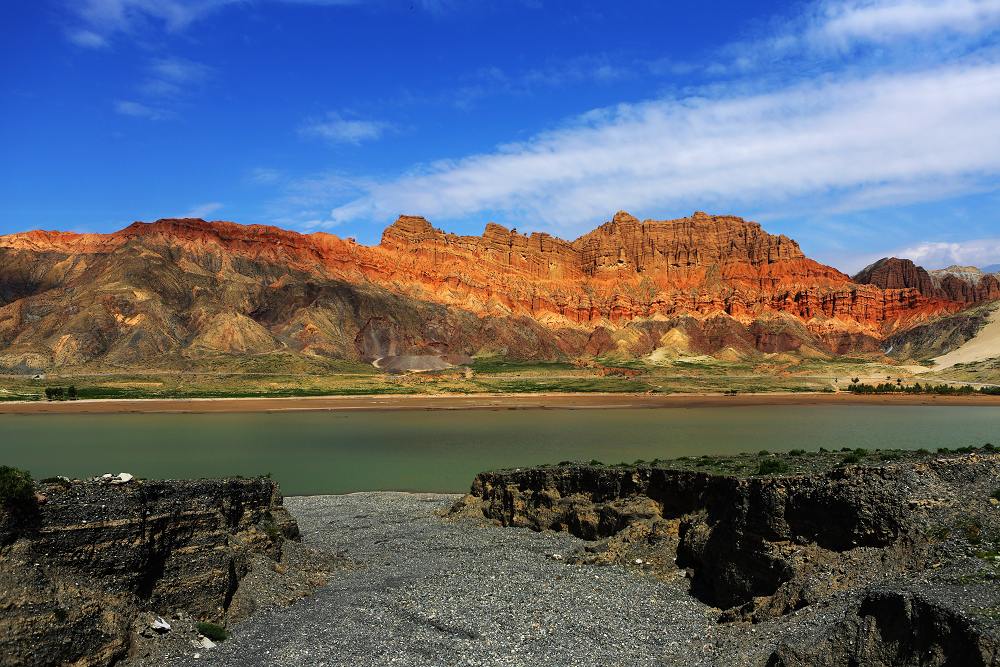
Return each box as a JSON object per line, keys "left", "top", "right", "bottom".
{"left": 0, "top": 211, "right": 990, "bottom": 370}
{"left": 0, "top": 477, "right": 298, "bottom": 667}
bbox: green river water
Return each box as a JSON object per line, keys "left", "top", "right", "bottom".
{"left": 1, "top": 405, "right": 997, "bottom": 494}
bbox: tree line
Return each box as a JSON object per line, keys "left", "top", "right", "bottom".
{"left": 847, "top": 381, "right": 1000, "bottom": 396}
{"left": 43, "top": 386, "right": 78, "bottom": 401}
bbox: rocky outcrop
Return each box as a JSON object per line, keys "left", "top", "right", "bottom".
{"left": 856, "top": 258, "right": 1000, "bottom": 305}
{"left": 0, "top": 476, "right": 297, "bottom": 667}
{"left": 853, "top": 258, "right": 938, "bottom": 295}
{"left": 0, "top": 212, "right": 991, "bottom": 371}
{"left": 462, "top": 454, "right": 1000, "bottom": 614}
{"left": 768, "top": 587, "right": 1000, "bottom": 666}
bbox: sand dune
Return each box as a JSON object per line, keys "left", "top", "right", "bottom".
{"left": 933, "top": 305, "right": 1000, "bottom": 369}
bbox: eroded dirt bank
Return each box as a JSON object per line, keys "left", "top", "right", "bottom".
{"left": 461, "top": 454, "right": 1000, "bottom": 665}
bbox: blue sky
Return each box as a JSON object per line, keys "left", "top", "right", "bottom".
{"left": 2, "top": 0, "right": 1000, "bottom": 273}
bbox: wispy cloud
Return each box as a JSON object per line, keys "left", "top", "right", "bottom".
{"left": 66, "top": 28, "right": 109, "bottom": 48}
{"left": 260, "top": 171, "right": 370, "bottom": 230}
{"left": 139, "top": 57, "right": 213, "bottom": 97}
{"left": 181, "top": 201, "right": 224, "bottom": 218}
{"left": 893, "top": 238, "right": 1000, "bottom": 269}
{"left": 299, "top": 112, "right": 393, "bottom": 146}
{"left": 248, "top": 167, "right": 283, "bottom": 185}
{"left": 65, "top": 0, "right": 239, "bottom": 48}
{"left": 327, "top": 60, "right": 1000, "bottom": 231}
{"left": 114, "top": 99, "right": 172, "bottom": 120}
{"left": 62, "top": 0, "right": 442, "bottom": 48}
{"left": 117, "top": 57, "right": 213, "bottom": 120}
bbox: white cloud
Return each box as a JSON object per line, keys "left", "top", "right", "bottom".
{"left": 299, "top": 112, "right": 392, "bottom": 145}
{"left": 181, "top": 202, "right": 224, "bottom": 218}
{"left": 817, "top": 0, "right": 1000, "bottom": 47}
{"left": 114, "top": 99, "right": 172, "bottom": 120}
{"left": 894, "top": 238, "right": 1000, "bottom": 269}
{"left": 66, "top": 29, "right": 108, "bottom": 48}
{"left": 327, "top": 61, "right": 1000, "bottom": 231}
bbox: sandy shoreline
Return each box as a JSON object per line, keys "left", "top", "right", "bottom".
{"left": 1, "top": 391, "right": 999, "bottom": 414}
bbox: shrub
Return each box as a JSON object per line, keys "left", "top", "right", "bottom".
{"left": 196, "top": 622, "right": 229, "bottom": 642}
{"left": 0, "top": 466, "right": 35, "bottom": 513}
{"left": 879, "top": 452, "right": 902, "bottom": 461}
{"left": 916, "top": 448, "right": 929, "bottom": 455}
{"left": 756, "top": 459, "right": 788, "bottom": 475}
{"left": 757, "top": 450, "right": 770, "bottom": 456}
{"left": 841, "top": 452, "right": 863, "bottom": 465}
{"left": 788, "top": 449, "right": 806, "bottom": 456}
{"left": 991, "top": 488, "right": 1000, "bottom": 501}
{"left": 588, "top": 459, "right": 602, "bottom": 466}
{"left": 260, "top": 515, "right": 281, "bottom": 542}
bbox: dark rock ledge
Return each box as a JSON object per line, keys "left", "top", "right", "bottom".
{"left": 0, "top": 475, "right": 315, "bottom": 667}
{"left": 454, "top": 454, "right": 1000, "bottom": 666}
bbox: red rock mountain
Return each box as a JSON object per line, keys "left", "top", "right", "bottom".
{"left": 853, "top": 258, "right": 1000, "bottom": 304}
{"left": 0, "top": 212, "right": 989, "bottom": 370}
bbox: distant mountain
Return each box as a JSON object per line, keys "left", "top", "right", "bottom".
{"left": 854, "top": 259, "right": 1000, "bottom": 305}
{"left": 0, "top": 212, "right": 995, "bottom": 372}
{"left": 983, "top": 264, "right": 1000, "bottom": 274}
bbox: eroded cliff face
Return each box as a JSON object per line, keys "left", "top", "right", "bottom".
{"left": 457, "top": 454, "right": 1000, "bottom": 666}
{"left": 855, "top": 257, "right": 1000, "bottom": 306}
{"left": 0, "top": 211, "right": 985, "bottom": 370}
{"left": 0, "top": 477, "right": 298, "bottom": 667}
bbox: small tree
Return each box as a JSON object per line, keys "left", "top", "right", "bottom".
{"left": 44, "top": 387, "right": 54, "bottom": 401}
{"left": 67, "top": 385, "right": 77, "bottom": 400}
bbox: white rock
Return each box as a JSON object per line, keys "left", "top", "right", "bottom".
{"left": 110, "top": 472, "right": 134, "bottom": 485}
{"left": 634, "top": 558, "right": 644, "bottom": 565}
{"left": 193, "top": 653, "right": 201, "bottom": 660}
{"left": 199, "top": 637, "right": 217, "bottom": 649}
{"left": 150, "top": 616, "right": 171, "bottom": 633}
{"left": 550, "top": 553, "right": 563, "bottom": 561}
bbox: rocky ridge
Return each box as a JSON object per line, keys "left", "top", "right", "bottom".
{"left": 0, "top": 211, "right": 993, "bottom": 371}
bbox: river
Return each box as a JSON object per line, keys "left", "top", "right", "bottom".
{"left": 1, "top": 405, "right": 997, "bottom": 494}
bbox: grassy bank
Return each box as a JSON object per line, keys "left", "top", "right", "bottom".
{"left": 1, "top": 354, "right": 984, "bottom": 402}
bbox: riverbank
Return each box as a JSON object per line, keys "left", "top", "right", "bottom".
{"left": 3, "top": 390, "right": 1000, "bottom": 414}
{"left": 162, "top": 452, "right": 1000, "bottom": 667}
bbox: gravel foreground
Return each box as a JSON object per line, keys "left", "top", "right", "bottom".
{"left": 171, "top": 492, "right": 739, "bottom": 667}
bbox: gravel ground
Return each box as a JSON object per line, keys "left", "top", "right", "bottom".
{"left": 171, "top": 492, "right": 732, "bottom": 667}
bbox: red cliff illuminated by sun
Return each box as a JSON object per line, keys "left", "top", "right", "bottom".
{"left": 0, "top": 211, "right": 993, "bottom": 369}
